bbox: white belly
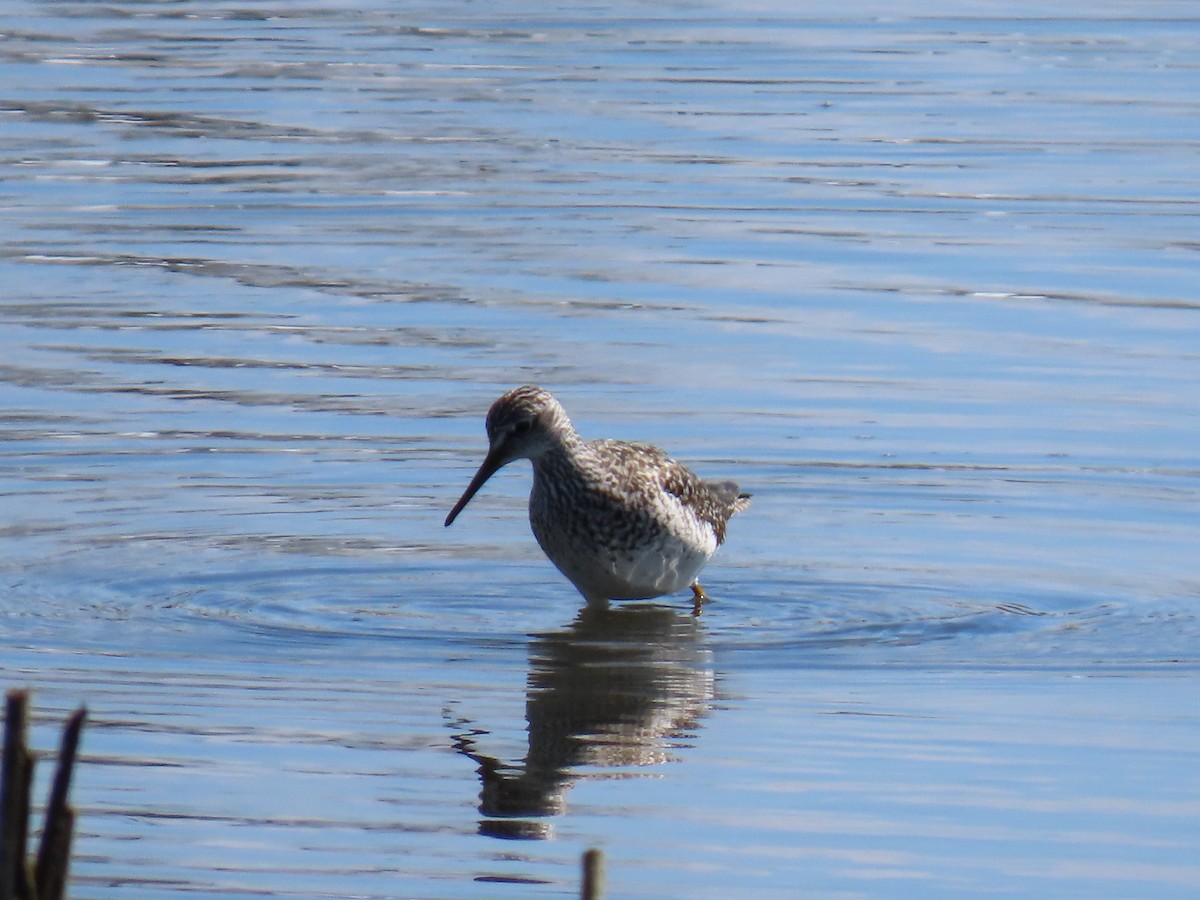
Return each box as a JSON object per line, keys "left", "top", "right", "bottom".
{"left": 531, "top": 505, "right": 718, "bottom": 602}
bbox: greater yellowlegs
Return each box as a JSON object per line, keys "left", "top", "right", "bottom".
{"left": 445, "top": 385, "right": 749, "bottom": 608}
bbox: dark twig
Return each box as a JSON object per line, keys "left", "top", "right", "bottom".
{"left": 2, "top": 690, "right": 34, "bottom": 900}
{"left": 34, "top": 708, "right": 86, "bottom": 900}
{"left": 2, "top": 691, "right": 87, "bottom": 900}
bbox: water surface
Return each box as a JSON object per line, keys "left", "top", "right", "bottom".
{"left": 2, "top": 2, "right": 1199, "bottom": 897}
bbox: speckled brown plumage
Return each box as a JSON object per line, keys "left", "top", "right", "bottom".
{"left": 445, "top": 385, "right": 749, "bottom": 607}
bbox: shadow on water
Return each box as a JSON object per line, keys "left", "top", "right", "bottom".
{"left": 448, "top": 602, "right": 712, "bottom": 840}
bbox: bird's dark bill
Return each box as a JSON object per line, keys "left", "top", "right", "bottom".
{"left": 444, "top": 448, "right": 505, "bottom": 526}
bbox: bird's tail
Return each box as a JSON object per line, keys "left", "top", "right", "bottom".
{"left": 709, "top": 480, "right": 751, "bottom": 516}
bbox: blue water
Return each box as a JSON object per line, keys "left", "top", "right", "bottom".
{"left": 2, "top": 2, "right": 1199, "bottom": 897}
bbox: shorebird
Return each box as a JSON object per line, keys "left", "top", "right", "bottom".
{"left": 445, "top": 385, "right": 749, "bottom": 609}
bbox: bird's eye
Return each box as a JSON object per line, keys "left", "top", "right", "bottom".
{"left": 511, "top": 420, "right": 533, "bottom": 436}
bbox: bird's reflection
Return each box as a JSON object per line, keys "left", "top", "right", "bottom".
{"left": 450, "top": 602, "right": 714, "bottom": 839}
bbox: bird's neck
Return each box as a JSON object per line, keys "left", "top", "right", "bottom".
{"left": 530, "top": 431, "right": 592, "bottom": 482}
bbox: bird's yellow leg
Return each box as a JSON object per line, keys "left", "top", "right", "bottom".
{"left": 690, "top": 581, "right": 710, "bottom": 616}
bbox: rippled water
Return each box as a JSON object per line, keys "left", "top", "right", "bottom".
{"left": 3, "top": 2, "right": 1199, "bottom": 897}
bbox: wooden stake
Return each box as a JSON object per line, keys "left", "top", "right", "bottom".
{"left": 581, "top": 847, "right": 605, "bottom": 900}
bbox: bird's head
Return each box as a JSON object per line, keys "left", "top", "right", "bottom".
{"left": 445, "top": 385, "right": 572, "bottom": 526}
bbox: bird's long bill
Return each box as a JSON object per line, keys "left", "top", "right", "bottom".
{"left": 444, "top": 447, "right": 505, "bottom": 527}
